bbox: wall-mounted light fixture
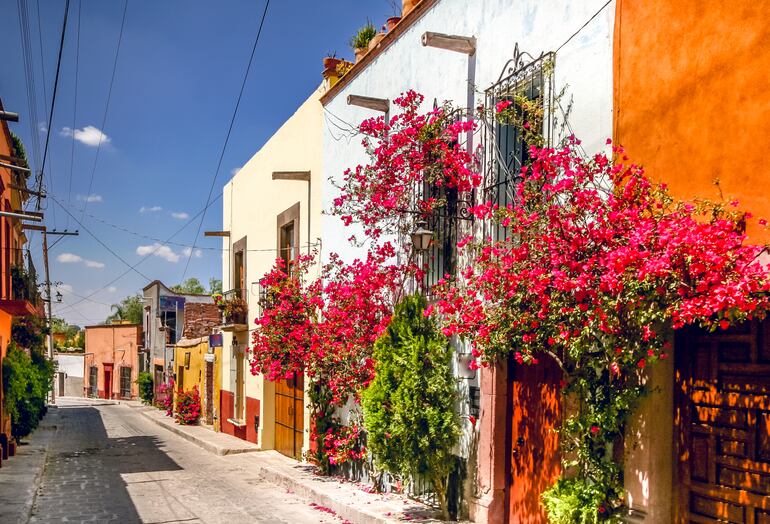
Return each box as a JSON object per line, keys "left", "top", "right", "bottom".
{"left": 346, "top": 94, "right": 390, "bottom": 113}
{"left": 410, "top": 220, "right": 434, "bottom": 252}
{"left": 421, "top": 32, "right": 476, "bottom": 55}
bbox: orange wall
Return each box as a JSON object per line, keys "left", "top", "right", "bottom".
{"left": 84, "top": 325, "right": 141, "bottom": 399}
{"left": 613, "top": 0, "right": 770, "bottom": 242}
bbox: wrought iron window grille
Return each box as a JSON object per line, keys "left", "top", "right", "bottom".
{"left": 482, "top": 44, "right": 555, "bottom": 242}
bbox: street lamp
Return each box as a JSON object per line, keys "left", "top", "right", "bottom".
{"left": 410, "top": 220, "right": 434, "bottom": 252}
{"left": 55, "top": 290, "right": 62, "bottom": 303}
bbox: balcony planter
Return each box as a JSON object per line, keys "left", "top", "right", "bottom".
{"left": 386, "top": 16, "right": 401, "bottom": 32}
{"left": 354, "top": 47, "right": 367, "bottom": 62}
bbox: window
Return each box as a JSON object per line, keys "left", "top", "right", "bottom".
{"left": 120, "top": 367, "right": 132, "bottom": 398}
{"left": 279, "top": 223, "right": 295, "bottom": 271}
{"left": 484, "top": 49, "right": 554, "bottom": 242}
{"left": 276, "top": 203, "right": 300, "bottom": 275}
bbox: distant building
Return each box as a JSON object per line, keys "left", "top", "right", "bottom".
{"left": 141, "top": 280, "right": 213, "bottom": 398}
{"left": 83, "top": 324, "right": 141, "bottom": 400}
{"left": 173, "top": 302, "right": 222, "bottom": 427}
{"left": 54, "top": 352, "right": 84, "bottom": 398}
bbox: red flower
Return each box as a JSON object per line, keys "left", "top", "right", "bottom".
{"left": 590, "top": 425, "right": 600, "bottom": 435}
{"left": 495, "top": 99, "right": 512, "bottom": 112}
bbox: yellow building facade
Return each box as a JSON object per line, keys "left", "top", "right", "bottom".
{"left": 174, "top": 338, "right": 222, "bottom": 430}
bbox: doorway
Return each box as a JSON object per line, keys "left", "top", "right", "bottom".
{"left": 274, "top": 374, "right": 304, "bottom": 459}
{"left": 103, "top": 365, "right": 113, "bottom": 400}
{"left": 507, "top": 353, "right": 562, "bottom": 523}
{"left": 675, "top": 320, "right": 770, "bottom": 522}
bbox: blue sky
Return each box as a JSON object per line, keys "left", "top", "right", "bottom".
{"left": 0, "top": 0, "right": 396, "bottom": 326}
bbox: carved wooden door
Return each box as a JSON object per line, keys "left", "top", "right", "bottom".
{"left": 676, "top": 320, "right": 770, "bottom": 523}
{"left": 508, "top": 354, "right": 562, "bottom": 523}
{"left": 274, "top": 374, "right": 304, "bottom": 459}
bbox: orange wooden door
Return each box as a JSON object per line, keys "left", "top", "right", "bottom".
{"left": 274, "top": 374, "right": 304, "bottom": 459}
{"left": 508, "top": 354, "right": 562, "bottom": 523}
{"left": 676, "top": 321, "right": 770, "bottom": 523}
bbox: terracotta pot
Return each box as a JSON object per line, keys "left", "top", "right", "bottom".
{"left": 368, "top": 32, "right": 386, "bottom": 52}
{"left": 323, "top": 57, "right": 341, "bottom": 71}
{"left": 354, "top": 47, "right": 366, "bottom": 63}
{"left": 402, "top": 0, "right": 419, "bottom": 17}
{"left": 386, "top": 16, "right": 401, "bottom": 32}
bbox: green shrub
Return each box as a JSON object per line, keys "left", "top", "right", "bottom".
{"left": 541, "top": 477, "right": 617, "bottom": 524}
{"left": 2, "top": 344, "right": 54, "bottom": 440}
{"left": 361, "top": 294, "right": 460, "bottom": 519}
{"left": 135, "top": 371, "right": 154, "bottom": 405}
{"left": 349, "top": 21, "right": 377, "bottom": 50}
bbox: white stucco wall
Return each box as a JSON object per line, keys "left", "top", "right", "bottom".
{"left": 55, "top": 353, "right": 84, "bottom": 378}
{"left": 320, "top": 0, "right": 616, "bottom": 469}
{"left": 322, "top": 0, "right": 615, "bottom": 263}
{"left": 221, "top": 84, "right": 325, "bottom": 451}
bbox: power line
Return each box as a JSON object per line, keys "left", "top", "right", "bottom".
{"left": 81, "top": 0, "right": 129, "bottom": 222}
{"left": 181, "top": 0, "right": 271, "bottom": 280}
{"left": 66, "top": 0, "right": 82, "bottom": 229}
{"left": 555, "top": 0, "right": 612, "bottom": 53}
{"left": 49, "top": 194, "right": 153, "bottom": 282}
{"left": 38, "top": 0, "right": 70, "bottom": 214}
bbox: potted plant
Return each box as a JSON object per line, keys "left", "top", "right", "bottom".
{"left": 386, "top": 16, "right": 401, "bottom": 32}
{"left": 350, "top": 21, "right": 377, "bottom": 62}
{"left": 368, "top": 27, "right": 386, "bottom": 51}
{"left": 402, "top": 0, "right": 420, "bottom": 16}
{"left": 223, "top": 297, "right": 248, "bottom": 325}
{"left": 323, "top": 52, "right": 341, "bottom": 73}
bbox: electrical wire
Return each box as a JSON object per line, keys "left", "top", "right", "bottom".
{"left": 65, "top": 0, "right": 82, "bottom": 229}
{"left": 180, "top": 0, "right": 271, "bottom": 280}
{"left": 37, "top": 0, "right": 70, "bottom": 222}
{"left": 81, "top": 0, "right": 129, "bottom": 223}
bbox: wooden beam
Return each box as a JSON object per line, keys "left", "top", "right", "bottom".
{"left": 204, "top": 231, "right": 230, "bottom": 237}
{"left": 346, "top": 95, "right": 390, "bottom": 113}
{"left": 0, "top": 153, "right": 25, "bottom": 164}
{"left": 22, "top": 224, "right": 46, "bottom": 231}
{"left": 272, "top": 171, "right": 311, "bottom": 182}
{"left": 421, "top": 32, "right": 476, "bottom": 55}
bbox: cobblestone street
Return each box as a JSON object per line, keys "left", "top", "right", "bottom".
{"left": 26, "top": 399, "right": 333, "bottom": 524}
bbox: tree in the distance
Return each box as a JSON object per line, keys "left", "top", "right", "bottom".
{"left": 106, "top": 294, "right": 143, "bottom": 324}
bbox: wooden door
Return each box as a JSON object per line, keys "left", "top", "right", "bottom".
{"left": 676, "top": 320, "right": 770, "bottom": 523}
{"left": 274, "top": 374, "right": 304, "bottom": 459}
{"left": 508, "top": 354, "right": 562, "bottom": 524}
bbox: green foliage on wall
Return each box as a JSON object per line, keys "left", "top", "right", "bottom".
{"left": 106, "top": 294, "right": 144, "bottom": 325}
{"left": 362, "top": 294, "right": 460, "bottom": 520}
{"left": 2, "top": 344, "right": 55, "bottom": 439}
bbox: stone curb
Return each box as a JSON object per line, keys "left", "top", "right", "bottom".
{"left": 137, "top": 408, "right": 260, "bottom": 456}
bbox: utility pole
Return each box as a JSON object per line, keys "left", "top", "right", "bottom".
{"left": 27, "top": 226, "right": 80, "bottom": 404}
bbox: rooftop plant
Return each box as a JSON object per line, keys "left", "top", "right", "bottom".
{"left": 349, "top": 21, "right": 377, "bottom": 51}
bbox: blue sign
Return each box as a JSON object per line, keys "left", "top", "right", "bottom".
{"left": 209, "top": 333, "right": 223, "bottom": 348}
{"left": 159, "top": 296, "right": 185, "bottom": 312}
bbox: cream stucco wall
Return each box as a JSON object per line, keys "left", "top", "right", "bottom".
{"left": 220, "top": 84, "right": 325, "bottom": 454}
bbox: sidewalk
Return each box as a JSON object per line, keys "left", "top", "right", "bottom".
{"left": 0, "top": 407, "right": 58, "bottom": 524}
{"left": 128, "top": 401, "right": 261, "bottom": 455}
{"left": 135, "top": 401, "right": 448, "bottom": 523}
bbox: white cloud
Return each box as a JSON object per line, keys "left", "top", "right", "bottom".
{"left": 182, "top": 247, "right": 203, "bottom": 258}
{"left": 171, "top": 211, "right": 189, "bottom": 220}
{"left": 231, "top": 167, "right": 241, "bottom": 176}
{"left": 139, "top": 205, "right": 162, "bottom": 213}
{"left": 77, "top": 194, "right": 103, "bottom": 203}
{"left": 57, "top": 283, "right": 73, "bottom": 293}
{"left": 38, "top": 122, "right": 48, "bottom": 133}
{"left": 107, "top": 286, "right": 118, "bottom": 293}
{"left": 57, "top": 253, "right": 82, "bottom": 263}
{"left": 136, "top": 243, "right": 180, "bottom": 263}
{"left": 56, "top": 252, "right": 104, "bottom": 269}
{"left": 59, "top": 125, "right": 111, "bottom": 147}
